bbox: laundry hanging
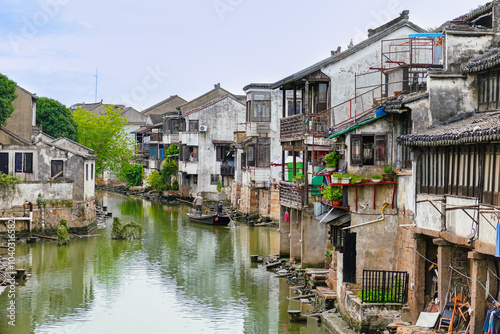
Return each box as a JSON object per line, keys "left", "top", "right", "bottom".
{"left": 284, "top": 210, "right": 289, "bottom": 223}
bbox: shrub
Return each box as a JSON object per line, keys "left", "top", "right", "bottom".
{"left": 324, "top": 152, "right": 341, "bottom": 167}
{"left": 118, "top": 163, "right": 143, "bottom": 187}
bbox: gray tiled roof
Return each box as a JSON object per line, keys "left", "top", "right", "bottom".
{"left": 398, "top": 111, "right": 500, "bottom": 146}
{"left": 465, "top": 48, "right": 500, "bottom": 73}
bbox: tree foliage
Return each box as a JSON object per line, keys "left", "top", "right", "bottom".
{"left": 145, "top": 158, "right": 178, "bottom": 192}
{"left": 165, "top": 144, "right": 179, "bottom": 160}
{"left": 73, "top": 105, "right": 134, "bottom": 175}
{"left": 36, "top": 97, "right": 78, "bottom": 141}
{"left": 0, "top": 74, "right": 17, "bottom": 127}
{"left": 117, "top": 162, "right": 143, "bottom": 187}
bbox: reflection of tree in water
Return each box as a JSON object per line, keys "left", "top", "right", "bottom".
{"left": 119, "top": 197, "right": 144, "bottom": 217}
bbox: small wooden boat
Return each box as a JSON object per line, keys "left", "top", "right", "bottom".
{"left": 186, "top": 211, "right": 231, "bottom": 226}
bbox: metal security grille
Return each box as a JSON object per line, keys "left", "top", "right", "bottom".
{"left": 361, "top": 270, "right": 409, "bottom": 304}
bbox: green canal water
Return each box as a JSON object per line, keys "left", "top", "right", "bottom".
{"left": 0, "top": 192, "right": 331, "bottom": 334}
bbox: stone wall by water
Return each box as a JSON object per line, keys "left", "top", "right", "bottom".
{"left": 0, "top": 199, "right": 97, "bottom": 234}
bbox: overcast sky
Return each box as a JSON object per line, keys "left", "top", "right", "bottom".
{"left": 0, "top": 0, "right": 483, "bottom": 111}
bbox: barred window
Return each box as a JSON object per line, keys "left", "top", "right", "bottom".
{"left": 210, "top": 174, "right": 219, "bottom": 185}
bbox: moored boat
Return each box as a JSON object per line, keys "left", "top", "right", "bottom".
{"left": 186, "top": 211, "right": 231, "bottom": 226}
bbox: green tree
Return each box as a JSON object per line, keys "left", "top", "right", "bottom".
{"left": 0, "top": 74, "right": 17, "bottom": 127}
{"left": 36, "top": 97, "right": 78, "bottom": 141}
{"left": 73, "top": 105, "right": 133, "bottom": 175}
{"left": 165, "top": 144, "right": 179, "bottom": 160}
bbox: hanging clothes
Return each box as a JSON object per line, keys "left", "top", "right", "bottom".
{"left": 284, "top": 210, "right": 289, "bottom": 223}
{"left": 483, "top": 308, "right": 500, "bottom": 334}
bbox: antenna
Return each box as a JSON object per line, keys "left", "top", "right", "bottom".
{"left": 94, "top": 68, "right": 98, "bottom": 102}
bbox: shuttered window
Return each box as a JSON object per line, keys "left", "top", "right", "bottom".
{"left": 351, "top": 134, "right": 387, "bottom": 166}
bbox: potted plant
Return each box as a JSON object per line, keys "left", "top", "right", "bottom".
{"left": 331, "top": 186, "right": 343, "bottom": 206}
{"left": 324, "top": 152, "right": 341, "bottom": 172}
{"left": 382, "top": 162, "right": 396, "bottom": 181}
{"left": 371, "top": 174, "right": 382, "bottom": 183}
{"left": 330, "top": 173, "right": 343, "bottom": 184}
{"left": 350, "top": 175, "right": 364, "bottom": 184}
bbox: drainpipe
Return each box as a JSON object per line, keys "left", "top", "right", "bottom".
{"left": 343, "top": 203, "right": 388, "bottom": 230}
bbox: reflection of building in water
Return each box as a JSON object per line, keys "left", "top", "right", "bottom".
{"left": 0, "top": 238, "right": 97, "bottom": 332}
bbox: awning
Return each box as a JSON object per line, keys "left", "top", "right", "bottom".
{"left": 315, "top": 209, "right": 351, "bottom": 225}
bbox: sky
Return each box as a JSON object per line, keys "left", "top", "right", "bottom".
{"left": 0, "top": 0, "right": 484, "bottom": 111}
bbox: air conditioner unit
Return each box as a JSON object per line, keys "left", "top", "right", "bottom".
{"left": 199, "top": 125, "right": 208, "bottom": 132}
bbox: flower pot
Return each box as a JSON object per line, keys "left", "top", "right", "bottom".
{"left": 382, "top": 173, "right": 395, "bottom": 182}
{"left": 341, "top": 177, "right": 351, "bottom": 184}
{"left": 371, "top": 178, "right": 382, "bottom": 183}
{"left": 332, "top": 200, "right": 341, "bottom": 206}
{"left": 331, "top": 177, "right": 340, "bottom": 184}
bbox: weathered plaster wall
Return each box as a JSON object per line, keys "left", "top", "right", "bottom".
{"left": 289, "top": 208, "right": 302, "bottom": 261}
{"left": 427, "top": 75, "right": 476, "bottom": 126}
{"left": 279, "top": 205, "right": 290, "bottom": 258}
{"left": 415, "top": 194, "right": 443, "bottom": 232}
{"left": 0, "top": 181, "right": 73, "bottom": 207}
{"left": 35, "top": 142, "right": 88, "bottom": 200}
{"left": 324, "top": 26, "right": 421, "bottom": 125}
{"left": 301, "top": 209, "right": 328, "bottom": 268}
{"left": 445, "top": 33, "right": 492, "bottom": 74}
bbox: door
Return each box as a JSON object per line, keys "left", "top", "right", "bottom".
{"left": 343, "top": 232, "right": 357, "bottom": 283}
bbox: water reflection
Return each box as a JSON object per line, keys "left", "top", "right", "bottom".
{"left": 0, "top": 192, "right": 330, "bottom": 334}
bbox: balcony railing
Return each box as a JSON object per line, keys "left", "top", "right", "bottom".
{"left": 221, "top": 164, "right": 235, "bottom": 176}
{"left": 280, "top": 114, "right": 306, "bottom": 141}
{"left": 279, "top": 181, "right": 306, "bottom": 210}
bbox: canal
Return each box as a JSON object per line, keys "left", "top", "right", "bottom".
{"left": 0, "top": 192, "right": 331, "bottom": 333}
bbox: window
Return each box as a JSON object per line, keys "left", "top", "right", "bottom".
{"left": 15, "top": 152, "right": 33, "bottom": 173}
{"left": 287, "top": 100, "right": 302, "bottom": 116}
{"left": 0, "top": 153, "right": 8, "bottom": 174}
{"left": 330, "top": 225, "right": 345, "bottom": 252}
{"left": 211, "top": 174, "right": 219, "bottom": 185}
{"left": 246, "top": 138, "right": 270, "bottom": 168}
{"left": 189, "top": 120, "right": 199, "bottom": 132}
{"left": 247, "top": 92, "right": 271, "bottom": 122}
{"left": 418, "top": 144, "right": 500, "bottom": 205}
{"left": 193, "top": 175, "right": 198, "bottom": 184}
{"left": 51, "top": 160, "right": 64, "bottom": 178}
{"left": 241, "top": 152, "right": 247, "bottom": 170}
{"left": 216, "top": 145, "right": 231, "bottom": 162}
{"left": 91, "top": 163, "right": 94, "bottom": 180}
{"left": 478, "top": 70, "right": 500, "bottom": 111}
{"left": 351, "top": 134, "right": 386, "bottom": 166}
{"left": 86, "top": 164, "right": 89, "bottom": 181}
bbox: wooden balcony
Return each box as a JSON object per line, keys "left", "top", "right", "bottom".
{"left": 279, "top": 181, "right": 306, "bottom": 210}
{"left": 280, "top": 114, "right": 306, "bottom": 142}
